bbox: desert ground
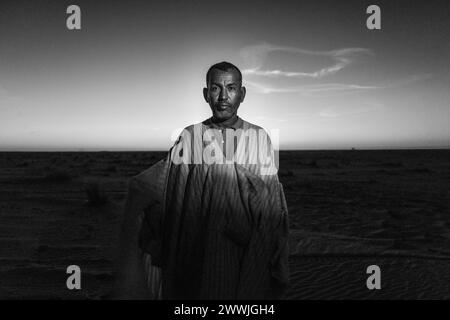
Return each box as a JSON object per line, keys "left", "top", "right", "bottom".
{"left": 0, "top": 149, "right": 449, "bottom": 299}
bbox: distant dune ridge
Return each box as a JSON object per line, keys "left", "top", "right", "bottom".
{"left": 0, "top": 150, "right": 449, "bottom": 299}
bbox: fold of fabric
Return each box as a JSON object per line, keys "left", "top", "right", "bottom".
{"left": 115, "top": 159, "right": 168, "bottom": 299}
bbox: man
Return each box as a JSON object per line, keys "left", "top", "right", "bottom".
{"left": 116, "top": 62, "right": 289, "bottom": 300}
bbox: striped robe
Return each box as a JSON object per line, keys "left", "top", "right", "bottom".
{"left": 137, "top": 117, "right": 289, "bottom": 299}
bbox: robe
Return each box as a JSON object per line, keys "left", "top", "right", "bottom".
{"left": 117, "top": 117, "right": 289, "bottom": 300}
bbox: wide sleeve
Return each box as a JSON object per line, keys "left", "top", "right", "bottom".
{"left": 113, "top": 159, "right": 169, "bottom": 299}
{"left": 234, "top": 165, "right": 290, "bottom": 299}
{"left": 113, "top": 176, "right": 154, "bottom": 299}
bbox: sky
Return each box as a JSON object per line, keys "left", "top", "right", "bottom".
{"left": 0, "top": 0, "right": 449, "bottom": 151}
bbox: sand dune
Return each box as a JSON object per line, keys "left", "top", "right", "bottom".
{"left": 0, "top": 150, "right": 449, "bottom": 299}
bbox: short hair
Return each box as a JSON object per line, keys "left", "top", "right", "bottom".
{"left": 206, "top": 61, "right": 242, "bottom": 86}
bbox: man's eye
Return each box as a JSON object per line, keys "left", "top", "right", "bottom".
{"left": 228, "top": 86, "right": 236, "bottom": 91}
{"left": 211, "top": 87, "right": 218, "bottom": 91}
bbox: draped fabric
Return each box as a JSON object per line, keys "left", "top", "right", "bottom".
{"left": 115, "top": 159, "right": 167, "bottom": 299}
{"left": 120, "top": 117, "right": 289, "bottom": 300}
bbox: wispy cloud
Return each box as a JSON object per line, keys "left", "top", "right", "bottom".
{"left": 317, "top": 102, "right": 384, "bottom": 119}
{"left": 239, "top": 43, "right": 376, "bottom": 95}
{"left": 254, "top": 102, "right": 385, "bottom": 124}
{"left": 383, "top": 73, "right": 434, "bottom": 87}
{"left": 245, "top": 80, "right": 380, "bottom": 95}
{"left": 241, "top": 43, "right": 373, "bottom": 79}
{"left": 318, "top": 109, "right": 340, "bottom": 118}
{"left": 240, "top": 43, "right": 432, "bottom": 95}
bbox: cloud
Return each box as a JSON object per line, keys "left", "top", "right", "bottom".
{"left": 317, "top": 101, "right": 384, "bottom": 119}
{"left": 241, "top": 43, "right": 373, "bottom": 79}
{"left": 239, "top": 43, "right": 377, "bottom": 95}
{"left": 318, "top": 109, "right": 340, "bottom": 118}
{"left": 384, "top": 73, "right": 434, "bottom": 87}
{"left": 245, "top": 80, "right": 380, "bottom": 95}
{"left": 240, "top": 43, "right": 431, "bottom": 95}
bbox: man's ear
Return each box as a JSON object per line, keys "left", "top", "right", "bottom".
{"left": 240, "top": 86, "right": 246, "bottom": 103}
{"left": 203, "top": 87, "right": 209, "bottom": 103}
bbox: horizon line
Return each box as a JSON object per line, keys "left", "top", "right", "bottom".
{"left": 1, "top": 146, "right": 449, "bottom": 153}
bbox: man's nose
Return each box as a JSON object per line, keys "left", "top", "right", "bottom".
{"left": 219, "top": 88, "right": 228, "bottom": 101}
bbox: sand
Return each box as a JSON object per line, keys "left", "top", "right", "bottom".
{"left": 0, "top": 149, "right": 449, "bottom": 299}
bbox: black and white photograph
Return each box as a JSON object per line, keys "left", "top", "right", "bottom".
{"left": 0, "top": 0, "right": 449, "bottom": 304}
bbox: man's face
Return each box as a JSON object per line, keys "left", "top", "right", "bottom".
{"left": 203, "top": 69, "right": 246, "bottom": 122}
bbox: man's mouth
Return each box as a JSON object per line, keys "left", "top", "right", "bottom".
{"left": 216, "top": 104, "right": 230, "bottom": 111}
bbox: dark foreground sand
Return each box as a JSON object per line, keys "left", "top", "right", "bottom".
{"left": 0, "top": 150, "right": 449, "bottom": 299}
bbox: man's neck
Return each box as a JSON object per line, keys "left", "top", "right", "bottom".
{"left": 211, "top": 114, "right": 238, "bottom": 127}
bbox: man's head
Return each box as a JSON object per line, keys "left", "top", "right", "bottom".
{"left": 203, "top": 61, "right": 246, "bottom": 123}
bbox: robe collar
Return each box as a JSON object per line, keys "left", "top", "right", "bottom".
{"left": 202, "top": 116, "right": 244, "bottom": 130}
